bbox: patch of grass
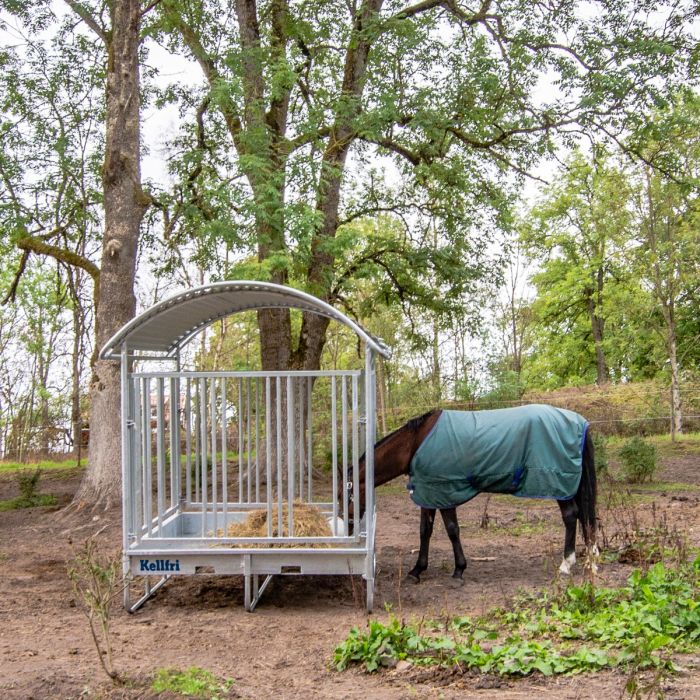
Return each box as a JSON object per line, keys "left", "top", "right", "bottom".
{"left": 334, "top": 558, "right": 700, "bottom": 678}
{"left": 629, "top": 481, "right": 700, "bottom": 494}
{"left": 0, "top": 458, "right": 82, "bottom": 473}
{"left": 0, "top": 493, "right": 58, "bottom": 511}
{"left": 152, "top": 667, "right": 234, "bottom": 698}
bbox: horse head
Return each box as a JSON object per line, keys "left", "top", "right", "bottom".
{"left": 336, "top": 410, "right": 442, "bottom": 532}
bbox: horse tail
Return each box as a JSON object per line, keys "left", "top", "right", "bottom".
{"left": 576, "top": 428, "right": 597, "bottom": 543}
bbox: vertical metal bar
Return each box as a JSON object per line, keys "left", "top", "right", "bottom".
{"left": 119, "top": 346, "right": 130, "bottom": 608}
{"left": 246, "top": 377, "right": 252, "bottom": 503}
{"left": 199, "top": 377, "right": 208, "bottom": 537}
{"left": 297, "top": 377, "right": 304, "bottom": 502}
{"left": 331, "top": 376, "right": 338, "bottom": 530}
{"left": 276, "top": 376, "right": 282, "bottom": 535}
{"left": 352, "top": 373, "right": 359, "bottom": 539}
{"left": 238, "top": 377, "right": 244, "bottom": 503}
{"left": 222, "top": 377, "right": 228, "bottom": 535}
{"left": 173, "top": 355, "right": 182, "bottom": 509}
{"left": 365, "top": 351, "right": 377, "bottom": 608}
{"left": 342, "top": 376, "right": 349, "bottom": 533}
{"left": 307, "top": 376, "right": 313, "bottom": 503}
{"left": 211, "top": 376, "right": 218, "bottom": 535}
{"left": 156, "top": 377, "right": 166, "bottom": 534}
{"left": 128, "top": 373, "right": 137, "bottom": 539}
{"left": 169, "top": 376, "right": 177, "bottom": 509}
{"left": 133, "top": 377, "right": 143, "bottom": 542}
{"left": 255, "top": 378, "right": 261, "bottom": 503}
{"left": 287, "top": 375, "right": 295, "bottom": 537}
{"left": 142, "top": 377, "right": 152, "bottom": 537}
{"left": 265, "top": 377, "right": 272, "bottom": 537}
{"left": 194, "top": 379, "right": 200, "bottom": 503}
{"left": 185, "top": 377, "right": 192, "bottom": 504}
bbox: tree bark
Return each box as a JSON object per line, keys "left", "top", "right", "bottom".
{"left": 663, "top": 303, "right": 682, "bottom": 439}
{"left": 292, "top": 0, "right": 384, "bottom": 370}
{"left": 73, "top": 0, "right": 146, "bottom": 508}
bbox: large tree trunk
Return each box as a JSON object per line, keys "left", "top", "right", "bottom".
{"left": 586, "top": 264, "right": 609, "bottom": 386}
{"left": 587, "top": 297, "right": 609, "bottom": 386}
{"left": 73, "top": 0, "right": 145, "bottom": 508}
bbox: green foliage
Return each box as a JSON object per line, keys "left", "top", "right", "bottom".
{"left": 619, "top": 437, "right": 658, "bottom": 483}
{"left": 151, "top": 667, "right": 234, "bottom": 699}
{"left": 592, "top": 434, "right": 609, "bottom": 476}
{"left": 0, "top": 468, "right": 57, "bottom": 511}
{"left": 334, "top": 559, "right": 700, "bottom": 677}
{"left": 0, "top": 493, "right": 57, "bottom": 512}
{"left": 17, "top": 468, "right": 41, "bottom": 500}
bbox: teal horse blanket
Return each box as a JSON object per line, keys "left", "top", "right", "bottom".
{"left": 408, "top": 405, "right": 588, "bottom": 509}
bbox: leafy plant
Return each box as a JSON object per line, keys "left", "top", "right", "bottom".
{"left": 334, "top": 558, "right": 700, "bottom": 679}
{"left": 17, "top": 468, "right": 42, "bottom": 500}
{"left": 151, "top": 667, "right": 234, "bottom": 698}
{"left": 0, "top": 468, "right": 58, "bottom": 511}
{"left": 619, "top": 437, "right": 658, "bottom": 483}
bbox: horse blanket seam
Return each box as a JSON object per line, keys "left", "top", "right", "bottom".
{"left": 408, "top": 405, "right": 589, "bottom": 510}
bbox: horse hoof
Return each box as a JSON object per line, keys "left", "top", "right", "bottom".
{"left": 450, "top": 576, "right": 465, "bottom": 588}
{"left": 407, "top": 573, "right": 421, "bottom": 584}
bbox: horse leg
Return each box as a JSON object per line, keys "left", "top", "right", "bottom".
{"left": 440, "top": 507, "right": 467, "bottom": 581}
{"left": 408, "top": 508, "right": 436, "bottom": 583}
{"left": 558, "top": 499, "right": 578, "bottom": 574}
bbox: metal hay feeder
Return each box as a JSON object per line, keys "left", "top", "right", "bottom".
{"left": 100, "top": 281, "right": 390, "bottom": 612}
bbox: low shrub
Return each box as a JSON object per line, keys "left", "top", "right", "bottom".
{"left": 619, "top": 437, "right": 658, "bottom": 483}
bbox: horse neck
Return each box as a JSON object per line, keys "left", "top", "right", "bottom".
{"left": 371, "top": 411, "right": 442, "bottom": 488}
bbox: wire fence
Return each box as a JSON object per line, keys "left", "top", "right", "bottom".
{"left": 3, "top": 383, "right": 699, "bottom": 463}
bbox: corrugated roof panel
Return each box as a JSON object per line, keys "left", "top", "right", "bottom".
{"left": 100, "top": 281, "right": 391, "bottom": 360}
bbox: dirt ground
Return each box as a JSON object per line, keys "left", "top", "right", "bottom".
{"left": 2, "top": 449, "right": 700, "bottom": 700}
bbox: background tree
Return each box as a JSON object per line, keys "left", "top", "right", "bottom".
{"left": 521, "top": 150, "right": 633, "bottom": 386}
{"left": 628, "top": 93, "right": 700, "bottom": 437}
{"left": 1, "top": 0, "right": 153, "bottom": 506}
{"left": 150, "top": 0, "right": 697, "bottom": 375}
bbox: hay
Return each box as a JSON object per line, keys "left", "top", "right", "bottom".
{"left": 213, "top": 502, "right": 332, "bottom": 546}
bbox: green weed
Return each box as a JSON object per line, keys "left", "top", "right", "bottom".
{"left": 0, "top": 468, "right": 57, "bottom": 511}
{"left": 151, "top": 667, "right": 234, "bottom": 698}
{"left": 334, "top": 558, "right": 700, "bottom": 677}
{"left": 0, "top": 493, "right": 57, "bottom": 511}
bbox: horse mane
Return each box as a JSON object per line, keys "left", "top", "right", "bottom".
{"left": 374, "top": 409, "right": 441, "bottom": 450}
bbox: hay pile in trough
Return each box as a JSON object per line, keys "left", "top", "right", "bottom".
{"left": 214, "top": 502, "right": 332, "bottom": 546}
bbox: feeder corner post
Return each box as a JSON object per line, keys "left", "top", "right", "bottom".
{"left": 119, "top": 341, "right": 132, "bottom": 610}
{"left": 364, "top": 347, "right": 377, "bottom": 612}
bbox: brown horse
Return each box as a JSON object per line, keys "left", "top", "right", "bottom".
{"left": 351, "top": 408, "right": 598, "bottom": 583}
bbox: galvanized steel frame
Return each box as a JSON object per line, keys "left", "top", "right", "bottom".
{"left": 112, "top": 286, "right": 384, "bottom": 613}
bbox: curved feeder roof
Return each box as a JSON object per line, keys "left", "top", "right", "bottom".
{"left": 100, "top": 281, "right": 391, "bottom": 360}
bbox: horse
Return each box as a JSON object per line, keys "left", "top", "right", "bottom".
{"left": 350, "top": 404, "right": 597, "bottom": 583}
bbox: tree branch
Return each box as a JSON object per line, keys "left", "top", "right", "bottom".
{"left": 63, "top": 0, "right": 107, "bottom": 43}
{"left": 359, "top": 135, "right": 422, "bottom": 165}
{"left": 16, "top": 235, "right": 101, "bottom": 285}
{"left": 141, "top": 0, "right": 163, "bottom": 18}
{"left": 1, "top": 249, "right": 30, "bottom": 304}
